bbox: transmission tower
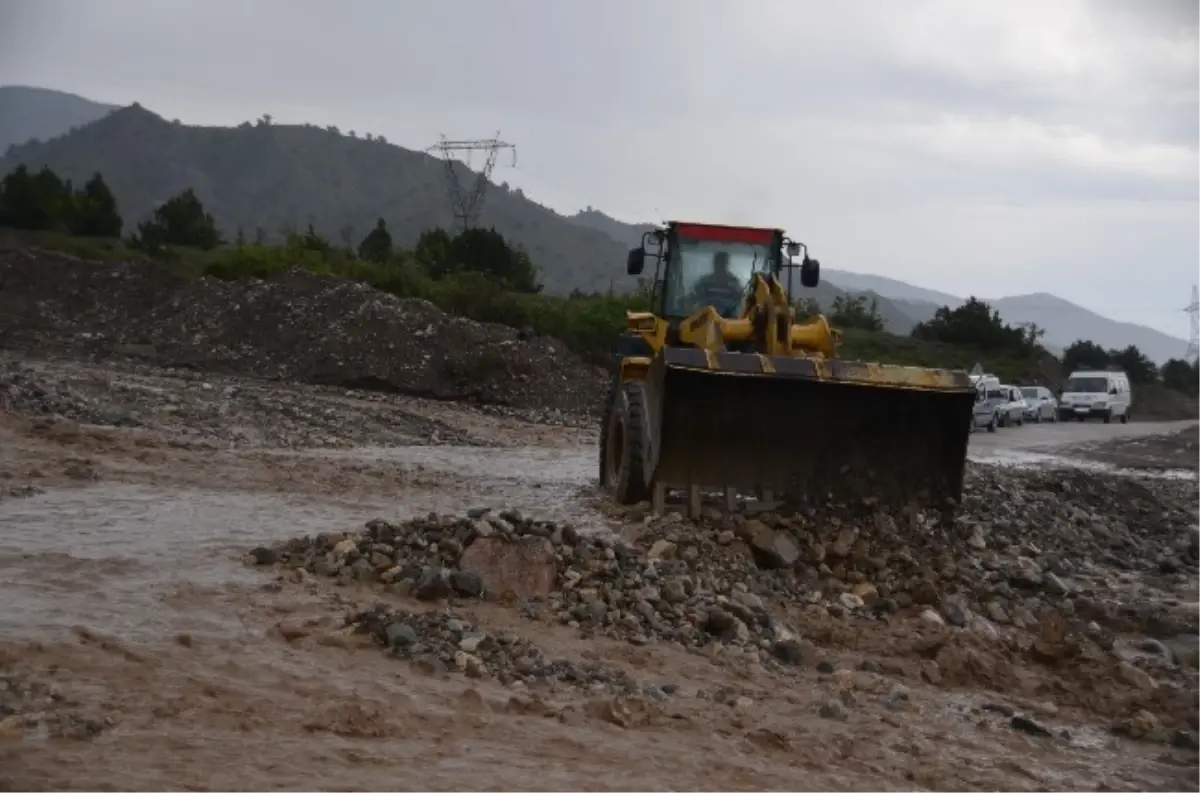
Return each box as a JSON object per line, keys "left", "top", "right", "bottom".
{"left": 1184, "top": 285, "right": 1199, "bottom": 362}
{"left": 426, "top": 133, "right": 517, "bottom": 233}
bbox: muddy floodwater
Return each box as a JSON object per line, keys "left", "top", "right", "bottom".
{"left": 0, "top": 364, "right": 1197, "bottom": 791}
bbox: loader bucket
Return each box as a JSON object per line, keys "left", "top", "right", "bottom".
{"left": 642, "top": 348, "right": 977, "bottom": 512}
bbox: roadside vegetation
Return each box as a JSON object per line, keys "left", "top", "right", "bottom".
{"left": 2, "top": 164, "right": 1197, "bottom": 399}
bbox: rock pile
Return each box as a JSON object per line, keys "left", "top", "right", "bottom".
{"left": 0, "top": 247, "right": 609, "bottom": 415}
{"left": 0, "top": 671, "right": 110, "bottom": 741}
{"left": 256, "top": 463, "right": 1198, "bottom": 662}
{"left": 341, "top": 603, "right": 637, "bottom": 692}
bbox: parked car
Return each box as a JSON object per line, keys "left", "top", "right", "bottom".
{"left": 979, "top": 384, "right": 1016, "bottom": 428}
{"left": 1020, "top": 386, "right": 1058, "bottom": 423}
{"left": 970, "top": 387, "right": 997, "bottom": 433}
{"left": 995, "top": 385, "right": 1027, "bottom": 428}
{"left": 1058, "top": 370, "right": 1133, "bottom": 423}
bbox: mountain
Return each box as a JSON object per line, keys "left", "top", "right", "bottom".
{"left": 0, "top": 85, "right": 118, "bottom": 153}
{"left": 985, "top": 293, "right": 1189, "bottom": 364}
{"left": 0, "top": 103, "right": 633, "bottom": 295}
{"left": 0, "top": 90, "right": 1187, "bottom": 358}
{"left": 813, "top": 270, "right": 962, "bottom": 308}
{"left": 567, "top": 208, "right": 655, "bottom": 248}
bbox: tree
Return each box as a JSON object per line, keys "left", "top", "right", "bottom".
{"left": 357, "top": 217, "right": 393, "bottom": 263}
{"left": 414, "top": 228, "right": 452, "bottom": 271}
{"left": 1160, "top": 358, "right": 1199, "bottom": 396}
{"left": 794, "top": 297, "right": 822, "bottom": 321}
{"left": 830, "top": 294, "right": 883, "bottom": 332}
{"left": 290, "top": 223, "right": 332, "bottom": 256}
{"left": 0, "top": 165, "right": 72, "bottom": 231}
{"left": 912, "top": 297, "right": 1032, "bottom": 355}
{"left": 414, "top": 227, "right": 540, "bottom": 292}
{"left": 1061, "top": 339, "right": 1109, "bottom": 374}
{"left": 66, "top": 173, "right": 122, "bottom": 238}
{"left": 1106, "top": 344, "right": 1157, "bottom": 384}
{"left": 447, "top": 227, "right": 541, "bottom": 293}
{"left": 130, "top": 188, "right": 222, "bottom": 250}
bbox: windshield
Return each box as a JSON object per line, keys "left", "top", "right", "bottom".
{"left": 1020, "top": 388, "right": 1039, "bottom": 399}
{"left": 1065, "top": 376, "right": 1108, "bottom": 393}
{"left": 985, "top": 388, "right": 1005, "bottom": 400}
{"left": 664, "top": 238, "right": 772, "bottom": 317}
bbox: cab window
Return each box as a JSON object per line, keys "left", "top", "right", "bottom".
{"left": 664, "top": 239, "right": 770, "bottom": 318}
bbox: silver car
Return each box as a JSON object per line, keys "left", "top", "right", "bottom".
{"left": 994, "top": 385, "right": 1027, "bottom": 428}
{"left": 1020, "top": 386, "right": 1058, "bottom": 423}
{"left": 970, "top": 388, "right": 997, "bottom": 433}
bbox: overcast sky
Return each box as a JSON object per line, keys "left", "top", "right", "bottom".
{"left": 3, "top": 0, "right": 1198, "bottom": 337}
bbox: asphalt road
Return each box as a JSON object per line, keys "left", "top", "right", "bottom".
{"left": 968, "top": 418, "right": 1197, "bottom": 460}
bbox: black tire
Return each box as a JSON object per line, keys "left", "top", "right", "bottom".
{"left": 597, "top": 376, "right": 619, "bottom": 488}
{"left": 1077, "top": 415, "right": 1085, "bottom": 423}
{"left": 1103, "top": 410, "right": 1112, "bottom": 425}
{"left": 1120, "top": 411, "right": 1129, "bottom": 424}
{"left": 601, "top": 380, "right": 652, "bottom": 504}
{"left": 986, "top": 417, "right": 996, "bottom": 433}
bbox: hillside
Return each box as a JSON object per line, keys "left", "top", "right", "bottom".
{"left": 813, "top": 269, "right": 961, "bottom": 308}
{"left": 0, "top": 104, "right": 632, "bottom": 295}
{"left": 0, "top": 90, "right": 1188, "bottom": 357}
{"left": 986, "top": 293, "right": 1191, "bottom": 365}
{"left": 0, "top": 86, "right": 117, "bottom": 153}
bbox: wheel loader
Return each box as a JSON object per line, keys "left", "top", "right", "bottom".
{"left": 598, "top": 221, "right": 977, "bottom": 515}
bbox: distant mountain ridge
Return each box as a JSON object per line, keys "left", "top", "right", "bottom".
{"left": 0, "top": 86, "right": 1189, "bottom": 361}
{"left": 0, "top": 85, "right": 118, "bottom": 153}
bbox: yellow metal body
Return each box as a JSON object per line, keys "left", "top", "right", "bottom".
{"left": 606, "top": 271, "right": 977, "bottom": 511}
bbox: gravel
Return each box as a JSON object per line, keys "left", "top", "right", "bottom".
{"left": 0, "top": 355, "right": 478, "bottom": 449}
{"left": 345, "top": 603, "right": 638, "bottom": 693}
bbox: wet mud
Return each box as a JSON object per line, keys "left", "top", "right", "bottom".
{"left": 0, "top": 357, "right": 1197, "bottom": 791}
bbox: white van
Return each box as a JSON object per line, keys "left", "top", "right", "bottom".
{"left": 1058, "top": 370, "right": 1132, "bottom": 424}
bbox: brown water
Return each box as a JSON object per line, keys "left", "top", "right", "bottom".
{"left": 1, "top": 443, "right": 1196, "bottom": 790}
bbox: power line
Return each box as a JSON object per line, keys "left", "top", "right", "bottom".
{"left": 426, "top": 133, "right": 517, "bottom": 233}
{"left": 1184, "top": 284, "right": 1199, "bottom": 363}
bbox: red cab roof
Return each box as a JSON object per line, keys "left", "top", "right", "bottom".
{"left": 672, "top": 222, "right": 778, "bottom": 245}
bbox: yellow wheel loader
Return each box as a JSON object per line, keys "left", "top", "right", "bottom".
{"left": 598, "top": 221, "right": 977, "bottom": 515}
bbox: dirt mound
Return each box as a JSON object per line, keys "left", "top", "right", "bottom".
{"left": 1135, "top": 384, "right": 1199, "bottom": 421}
{"left": 0, "top": 247, "right": 609, "bottom": 416}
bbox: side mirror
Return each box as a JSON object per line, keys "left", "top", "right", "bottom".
{"left": 626, "top": 248, "right": 645, "bottom": 276}
{"left": 799, "top": 256, "right": 820, "bottom": 288}
{"left": 1109, "top": 387, "right": 1118, "bottom": 395}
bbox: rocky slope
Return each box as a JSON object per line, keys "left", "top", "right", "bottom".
{"left": 0, "top": 247, "right": 609, "bottom": 417}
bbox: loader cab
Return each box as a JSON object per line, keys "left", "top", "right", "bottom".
{"left": 626, "top": 221, "right": 820, "bottom": 322}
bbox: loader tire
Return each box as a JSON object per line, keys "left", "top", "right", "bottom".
{"left": 598, "top": 377, "right": 618, "bottom": 488}
{"left": 601, "top": 380, "right": 651, "bottom": 505}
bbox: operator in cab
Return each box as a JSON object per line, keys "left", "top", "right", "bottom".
{"left": 690, "top": 251, "right": 745, "bottom": 316}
